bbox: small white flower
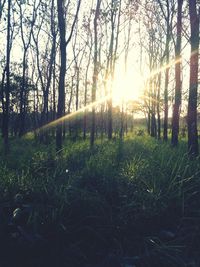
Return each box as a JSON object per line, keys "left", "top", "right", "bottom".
{"left": 66, "top": 169, "right": 69, "bottom": 173}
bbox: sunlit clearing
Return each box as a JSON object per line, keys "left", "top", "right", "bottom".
{"left": 112, "top": 70, "right": 144, "bottom": 105}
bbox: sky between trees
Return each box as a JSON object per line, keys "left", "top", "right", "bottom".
{"left": 0, "top": 0, "right": 199, "bottom": 155}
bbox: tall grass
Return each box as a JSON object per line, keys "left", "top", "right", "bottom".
{"left": 0, "top": 135, "right": 199, "bottom": 266}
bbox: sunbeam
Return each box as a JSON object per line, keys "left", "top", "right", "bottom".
{"left": 27, "top": 49, "right": 198, "bottom": 136}
{"left": 26, "top": 94, "right": 112, "bottom": 136}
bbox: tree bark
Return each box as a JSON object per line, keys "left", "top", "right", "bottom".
{"left": 157, "top": 72, "right": 161, "bottom": 139}
{"left": 171, "top": 0, "right": 183, "bottom": 146}
{"left": 83, "top": 49, "right": 92, "bottom": 140}
{"left": 187, "top": 0, "right": 199, "bottom": 156}
{"left": 19, "top": 50, "right": 28, "bottom": 136}
{"left": 90, "top": 0, "right": 101, "bottom": 148}
{"left": 3, "top": 0, "right": 11, "bottom": 153}
{"left": 56, "top": 0, "right": 66, "bottom": 151}
{"left": 163, "top": 30, "right": 170, "bottom": 141}
{"left": 157, "top": 0, "right": 172, "bottom": 141}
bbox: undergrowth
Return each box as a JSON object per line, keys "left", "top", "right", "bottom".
{"left": 0, "top": 135, "right": 199, "bottom": 266}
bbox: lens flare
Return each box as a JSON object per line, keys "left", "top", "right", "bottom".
{"left": 27, "top": 49, "right": 197, "bottom": 136}
{"left": 27, "top": 94, "right": 111, "bottom": 135}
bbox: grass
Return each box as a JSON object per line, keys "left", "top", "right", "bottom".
{"left": 0, "top": 134, "right": 199, "bottom": 266}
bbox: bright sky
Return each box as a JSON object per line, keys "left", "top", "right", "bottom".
{"left": 112, "top": 66, "right": 144, "bottom": 105}
{"left": 0, "top": 0, "right": 194, "bottom": 118}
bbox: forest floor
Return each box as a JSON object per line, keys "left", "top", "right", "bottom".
{"left": 0, "top": 133, "right": 199, "bottom": 267}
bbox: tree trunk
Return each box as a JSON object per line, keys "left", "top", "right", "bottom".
{"left": 157, "top": 72, "right": 161, "bottom": 139}
{"left": 187, "top": 0, "right": 199, "bottom": 156}
{"left": 171, "top": 0, "right": 183, "bottom": 146}
{"left": 107, "top": 98, "right": 113, "bottom": 139}
{"left": 83, "top": 56, "right": 91, "bottom": 140}
{"left": 19, "top": 50, "right": 27, "bottom": 136}
{"left": 163, "top": 32, "right": 170, "bottom": 141}
{"left": 1, "top": 68, "right": 6, "bottom": 137}
{"left": 3, "top": 0, "right": 11, "bottom": 153}
{"left": 90, "top": 0, "right": 101, "bottom": 148}
{"left": 56, "top": 0, "right": 66, "bottom": 151}
{"left": 119, "top": 101, "right": 124, "bottom": 139}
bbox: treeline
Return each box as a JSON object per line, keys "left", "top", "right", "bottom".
{"left": 141, "top": 0, "right": 199, "bottom": 156}
{"left": 0, "top": 109, "right": 135, "bottom": 140}
{"left": 0, "top": 0, "right": 199, "bottom": 156}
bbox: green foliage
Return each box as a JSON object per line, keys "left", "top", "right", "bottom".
{"left": 0, "top": 135, "right": 199, "bottom": 266}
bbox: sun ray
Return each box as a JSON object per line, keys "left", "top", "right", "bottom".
{"left": 26, "top": 94, "right": 111, "bottom": 136}
{"left": 26, "top": 50, "right": 197, "bottom": 136}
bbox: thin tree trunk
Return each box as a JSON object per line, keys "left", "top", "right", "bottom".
{"left": 56, "top": 0, "right": 66, "bottom": 151}
{"left": 52, "top": 61, "right": 56, "bottom": 121}
{"left": 171, "top": 0, "right": 183, "bottom": 146}
{"left": 83, "top": 54, "right": 91, "bottom": 140}
{"left": 107, "top": 98, "right": 113, "bottom": 139}
{"left": 163, "top": 32, "right": 170, "bottom": 141}
{"left": 1, "top": 68, "right": 6, "bottom": 137}
{"left": 3, "top": 0, "right": 11, "bottom": 153}
{"left": 157, "top": 72, "right": 161, "bottom": 139}
{"left": 90, "top": 0, "right": 101, "bottom": 147}
{"left": 157, "top": 0, "right": 171, "bottom": 141}
{"left": 187, "top": 0, "right": 199, "bottom": 156}
{"left": 19, "top": 50, "right": 27, "bottom": 136}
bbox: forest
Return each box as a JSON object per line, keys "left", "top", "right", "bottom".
{"left": 0, "top": 0, "right": 199, "bottom": 266}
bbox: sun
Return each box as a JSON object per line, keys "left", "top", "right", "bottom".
{"left": 112, "top": 69, "right": 144, "bottom": 106}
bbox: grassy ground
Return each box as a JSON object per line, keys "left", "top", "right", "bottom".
{"left": 0, "top": 134, "right": 199, "bottom": 266}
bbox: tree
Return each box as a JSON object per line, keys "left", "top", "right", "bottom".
{"left": 187, "top": 0, "right": 199, "bottom": 156}
{"left": 31, "top": 0, "right": 57, "bottom": 142}
{"left": 104, "top": 0, "right": 122, "bottom": 140}
{"left": 90, "top": 0, "right": 101, "bottom": 147}
{"left": 157, "top": 0, "right": 175, "bottom": 141}
{"left": 83, "top": 31, "right": 92, "bottom": 140}
{"left": 171, "top": 0, "right": 183, "bottom": 146}
{"left": 56, "top": 0, "right": 66, "bottom": 151}
{"left": 17, "top": 0, "right": 38, "bottom": 136}
{"left": 0, "top": 0, "right": 6, "bottom": 20}
{"left": 141, "top": 0, "right": 165, "bottom": 139}
{"left": 3, "top": 0, "right": 11, "bottom": 153}
{"left": 56, "top": 0, "right": 81, "bottom": 150}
